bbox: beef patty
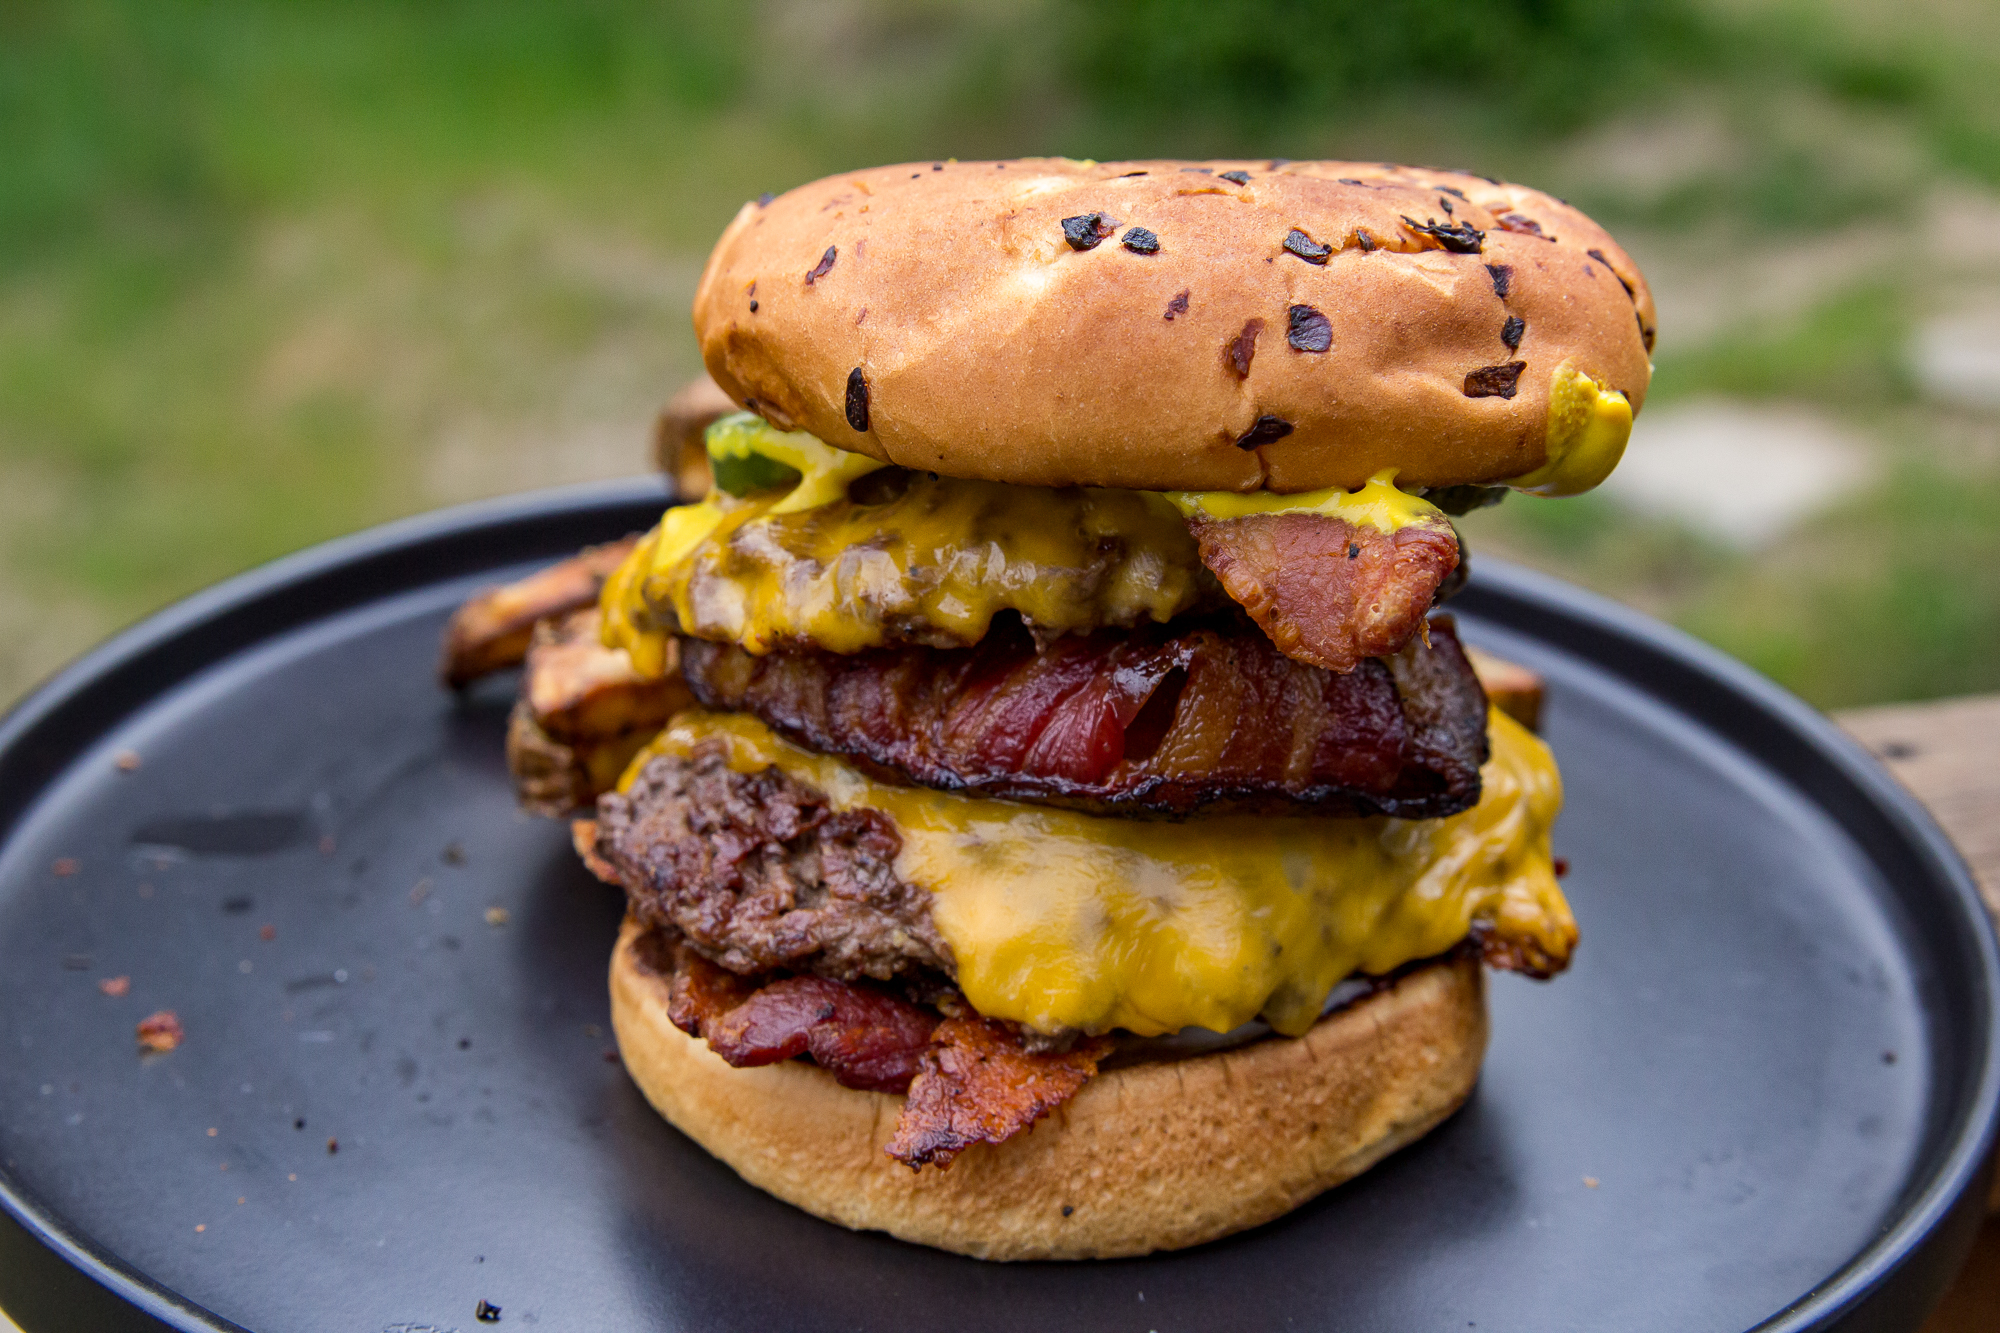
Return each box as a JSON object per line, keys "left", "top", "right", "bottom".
{"left": 592, "top": 739, "right": 953, "bottom": 984}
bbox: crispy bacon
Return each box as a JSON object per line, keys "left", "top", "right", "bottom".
{"left": 439, "top": 537, "right": 638, "bottom": 687}
{"left": 526, "top": 608, "right": 687, "bottom": 742}
{"left": 1469, "top": 920, "right": 1570, "bottom": 980}
{"left": 506, "top": 702, "right": 660, "bottom": 816}
{"left": 503, "top": 608, "right": 690, "bottom": 814}
{"left": 651, "top": 934, "right": 936, "bottom": 1092}
{"left": 572, "top": 818, "right": 618, "bottom": 885}
{"left": 885, "top": 1018, "right": 1112, "bottom": 1170}
{"left": 1188, "top": 511, "right": 1460, "bottom": 674}
{"left": 703, "top": 976, "right": 939, "bottom": 1093}
{"left": 680, "top": 614, "right": 1487, "bottom": 818}
{"left": 634, "top": 925, "right": 1103, "bottom": 1165}
{"left": 650, "top": 373, "right": 734, "bottom": 499}
{"left": 1464, "top": 646, "right": 1544, "bottom": 733}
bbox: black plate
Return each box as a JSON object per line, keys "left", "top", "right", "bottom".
{"left": 1, "top": 478, "right": 1995, "bottom": 1333}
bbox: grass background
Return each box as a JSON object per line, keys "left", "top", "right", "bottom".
{"left": 4, "top": 0, "right": 2000, "bottom": 709}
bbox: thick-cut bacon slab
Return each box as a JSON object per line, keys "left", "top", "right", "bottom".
{"left": 885, "top": 1018, "right": 1112, "bottom": 1170}
{"left": 1188, "top": 512, "right": 1460, "bottom": 674}
{"left": 680, "top": 614, "right": 1487, "bottom": 818}
{"left": 439, "top": 537, "right": 639, "bottom": 687}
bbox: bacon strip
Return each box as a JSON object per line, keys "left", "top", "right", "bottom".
{"left": 651, "top": 373, "right": 734, "bottom": 499}
{"left": 633, "top": 927, "right": 1105, "bottom": 1167}
{"left": 680, "top": 614, "right": 1487, "bottom": 818}
{"left": 526, "top": 608, "right": 688, "bottom": 742}
{"left": 502, "top": 608, "right": 690, "bottom": 814}
{"left": 702, "top": 976, "right": 939, "bottom": 1093}
{"left": 658, "top": 934, "right": 757, "bottom": 1027}
{"left": 1188, "top": 512, "right": 1459, "bottom": 674}
{"left": 885, "top": 1018, "right": 1112, "bottom": 1170}
{"left": 655, "top": 939, "right": 939, "bottom": 1093}
{"left": 439, "top": 537, "right": 638, "bottom": 687}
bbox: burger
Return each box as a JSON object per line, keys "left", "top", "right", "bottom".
{"left": 445, "top": 157, "right": 1654, "bottom": 1259}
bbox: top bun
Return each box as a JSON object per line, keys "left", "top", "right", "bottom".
{"left": 692, "top": 159, "right": 1654, "bottom": 494}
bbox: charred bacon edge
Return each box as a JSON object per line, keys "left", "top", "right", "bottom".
{"left": 677, "top": 615, "right": 1487, "bottom": 821}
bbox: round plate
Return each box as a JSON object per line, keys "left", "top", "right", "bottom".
{"left": 0, "top": 479, "right": 1995, "bottom": 1333}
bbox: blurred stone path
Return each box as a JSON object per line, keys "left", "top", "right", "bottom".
{"left": 1604, "top": 400, "right": 1873, "bottom": 546}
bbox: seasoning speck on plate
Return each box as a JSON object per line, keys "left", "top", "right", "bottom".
{"left": 485, "top": 906, "right": 511, "bottom": 927}
{"left": 137, "top": 1011, "right": 183, "bottom": 1052}
{"left": 99, "top": 976, "right": 130, "bottom": 997}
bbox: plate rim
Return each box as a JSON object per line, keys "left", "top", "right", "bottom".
{"left": 0, "top": 477, "right": 1993, "bottom": 1333}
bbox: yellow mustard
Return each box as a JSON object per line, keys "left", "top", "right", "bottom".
{"left": 626, "top": 708, "right": 1572, "bottom": 1039}
{"left": 1162, "top": 467, "right": 1448, "bottom": 535}
{"left": 1509, "top": 360, "right": 1633, "bottom": 496}
{"left": 703, "top": 412, "right": 889, "bottom": 514}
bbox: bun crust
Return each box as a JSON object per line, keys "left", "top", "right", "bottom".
{"left": 609, "top": 917, "right": 1487, "bottom": 1260}
{"left": 692, "top": 159, "right": 1652, "bottom": 493}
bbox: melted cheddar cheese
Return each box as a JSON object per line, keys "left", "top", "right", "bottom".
{"left": 601, "top": 475, "right": 1212, "bottom": 668}
{"left": 602, "top": 418, "right": 1456, "bottom": 667}
{"left": 626, "top": 708, "right": 1572, "bottom": 1039}
{"left": 602, "top": 397, "right": 1627, "bottom": 664}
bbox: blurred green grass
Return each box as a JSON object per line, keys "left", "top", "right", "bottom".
{"left": 3, "top": 0, "right": 2000, "bottom": 709}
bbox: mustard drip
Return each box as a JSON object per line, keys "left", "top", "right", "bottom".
{"left": 1509, "top": 360, "right": 1633, "bottom": 497}
{"left": 627, "top": 709, "right": 1572, "bottom": 1039}
{"left": 1161, "top": 468, "right": 1448, "bottom": 534}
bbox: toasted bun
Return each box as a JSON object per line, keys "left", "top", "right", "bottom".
{"left": 692, "top": 159, "right": 1652, "bottom": 493}
{"left": 609, "top": 917, "right": 1487, "bottom": 1260}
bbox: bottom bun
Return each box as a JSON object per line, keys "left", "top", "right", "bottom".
{"left": 609, "top": 917, "right": 1487, "bottom": 1260}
